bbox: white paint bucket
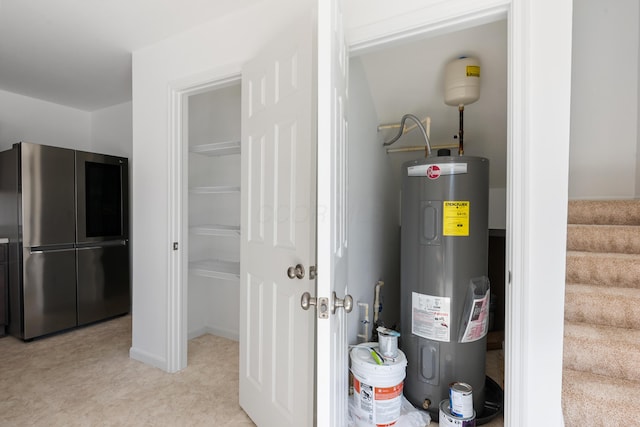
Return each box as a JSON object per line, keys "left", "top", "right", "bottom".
{"left": 350, "top": 345, "right": 407, "bottom": 427}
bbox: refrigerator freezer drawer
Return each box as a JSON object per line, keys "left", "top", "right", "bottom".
{"left": 77, "top": 242, "right": 130, "bottom": 326}
{"left": 22, "top": 247, "right": 77, "bottom": 339}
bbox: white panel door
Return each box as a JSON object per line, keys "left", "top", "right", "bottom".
{"left": 316, "top": 0, "right": 350, "bottom": 425}
{"left": 239, "top": 10, "right": 316, "bottom": 427}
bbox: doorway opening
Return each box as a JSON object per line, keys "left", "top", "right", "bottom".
{"left": 345, "top": 17, "right": 507, "bottom": 424}
{"left": 185, "top": 81, "right": 242, "bottom": 342}
{"left": 167, "top": 72, "right": 243, "bottom": 373}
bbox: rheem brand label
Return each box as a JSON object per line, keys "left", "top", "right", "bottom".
{"left": 426, "top": 165, "right": 441, "bottom": 179}
{"left": 407, "top": 163, "right": 467, "bottom": 178}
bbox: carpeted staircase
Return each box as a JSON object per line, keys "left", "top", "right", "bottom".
{"left": 562, "top": 200, "right": 640, "bottom": 425}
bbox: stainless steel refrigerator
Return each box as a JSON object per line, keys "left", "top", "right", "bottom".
{"left": 0, "top": 142, "right": 130, "bottom": 340}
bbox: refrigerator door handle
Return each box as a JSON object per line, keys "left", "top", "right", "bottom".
{"left": 76, "top": 240, "right": 128, "bottom": 251}
{"left": 29, "top": 246, "right": 75, "bottom": 254}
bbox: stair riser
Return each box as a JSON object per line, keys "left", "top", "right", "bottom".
{"left": 564, "top": 290, "right": 640, "bottom": 329}
{"left": 562, "top": 369, "right": 640, "bottom": 427}
{"left": 566, "top": 254, "right": 640, "bottom": 289}
{"left": 563, "top": 336, "right": 640, "bottom": 383}
{"left": 567, "top": 225, "right": 640, "bottom": 254}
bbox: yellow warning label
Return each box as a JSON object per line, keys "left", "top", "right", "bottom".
{"left": 466, "top": 65, "right": 480, "bottom": 77}
{"left": 443, "top": 201, "right": 470, "bottom": 236}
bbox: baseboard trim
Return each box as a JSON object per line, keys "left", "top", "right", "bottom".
{"left": 188, "top": 326, "right": 239, "bottom": 342}
{"left": 129, "top": 346, "right": 168, "bottom": 371}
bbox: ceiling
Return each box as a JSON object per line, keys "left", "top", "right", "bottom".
{"left": 0, "top": 0, "right": 261, "bottom": 111}
{"left": 0, "top": 0, "right": 507, "bottom": 157}
{"left": 358, "top": 20, "right": 506, "bottom": 141}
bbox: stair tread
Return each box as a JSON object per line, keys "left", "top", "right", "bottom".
{"left": 568, "top": 223, "right": 640, "bottom": 230}
{"left": 566, "top": 250, "right": 640, "bottom": 259}
{"left": 568, "top": 199, "right": 640, "bottom": 225}
{"left": 569, "top": 223, "right": 640, "bottom": 228}
{"left": 565, "top": 319, "right": 640, "bottom": 338}
{"left": 565, "top": 282, "right": 640, "bottom": 294}
{"left": 563, "top": 368, "right": 640, "bottom": 426}
{"left": 564, "top": 367, "right": 640, "bottom": 390}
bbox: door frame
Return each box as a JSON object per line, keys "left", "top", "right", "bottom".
{"left": 345, "top": 0, "right": 572, "bottom": 425}
{"left": 167, "top": 65, "right": 242, "bottom": 373}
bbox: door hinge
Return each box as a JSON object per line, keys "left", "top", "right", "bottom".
{"left": 173, "top": 242, "right": 179, "bottom": 251}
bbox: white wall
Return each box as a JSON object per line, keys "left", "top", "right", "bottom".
{"left": 569, "top": 0, "right": 640, "bottom": 199}
{"left": 90, "top": 101, "right": 133, "bottom": 158}
{"left": 0, "top": 89, "right": 90, "bottom": 151}
{"left": 0, "top": 89, "right": 132, "bottom": 158}
{"left": 638, "top": 3, "right": 640, "bottom": 197}
{"left": 346, "top": 58, "right": 402, "bottom": 343}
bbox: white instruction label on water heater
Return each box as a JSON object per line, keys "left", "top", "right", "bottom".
{"left": 411, "top": 292, "right": 451, "bottom": 342}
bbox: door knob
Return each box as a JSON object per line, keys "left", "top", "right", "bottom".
{"left": 301, "top": 292, "right": 329, "bottom": 319}
{"left": 300, "top": 292, "right": 316, "bottom": 310}
{"left": 331, "top": 291, "right": 353, "bottom": 314}
{"left": 287, "top": 264, "right": 305, "bottom": 279}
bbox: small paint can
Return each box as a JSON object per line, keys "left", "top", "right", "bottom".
{"left": 449, "top": 382, "right": 474, "bottom": 418}
{"left": 439, "top": 399, "right": 476, "bottom": 427}
{"left": 378, "top": 331, "right": 399, "bottom": 358}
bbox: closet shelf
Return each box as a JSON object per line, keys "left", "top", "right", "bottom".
{"left": 190, "top": 140, "right": 241, "bottom": 157}
{"left": 189, "top": 259, "right": 240, "bottom": 280}
{"left": 190, "top": 224, "right": 240, "bottom": 237}
{"left": 189, "top": 185, "right": 240, "bottom": 194}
